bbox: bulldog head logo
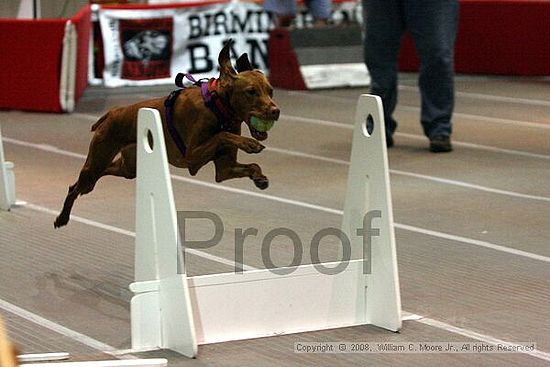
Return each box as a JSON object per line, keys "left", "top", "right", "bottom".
{"left": 123, "top": 30, "right": 169, "bottom": 65}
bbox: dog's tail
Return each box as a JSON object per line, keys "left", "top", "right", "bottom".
{"left": 91, "top": 112, "right": 110, "bottom": 132}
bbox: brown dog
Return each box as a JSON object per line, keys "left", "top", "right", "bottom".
{"left": 54, "top": 41, "right": 279, "bottom": 228}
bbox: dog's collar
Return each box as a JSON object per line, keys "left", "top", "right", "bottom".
{"left": 200, "top": 78, "right": 239, "bottom": 132}
{"left": 175, "top": 72, "right": 238, "bottom": 131}
{"left": 165, "top": 73, "right": 239, "bottom": 158}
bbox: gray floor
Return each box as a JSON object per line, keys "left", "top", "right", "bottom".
{"left": 1, "top": 74, "right": 549, "bottom": 366}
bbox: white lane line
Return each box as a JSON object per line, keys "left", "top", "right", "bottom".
{"left": 19, "top": 202, "right": 550, "bottom": 363}
{"left": 6, "top": 133, "right": 550, "bottom": 204}
{"left": 287, "top": 86, "right": 550, "bottom": 108}
{"left": 399, "top": 84, "right": 550, "bottom": 108}
{"left": 456, "top": 111, "right": 550, "bottom": 130}
{"left": 168, "top": 177, "right": 550, "bottom": 264}
{"left": 413, "top": 315, "right": 550, "bottom": 362}
{"left": 395, "top": 223, "right": 550, "bottom": 263}
{"left": 26, "top": 203, "right": 133, "bottom": 237}
{"left": 279, "top": 114, "right": 550, "bottom": 161}
{"left": 280, "top": 114, "right": 353, "bottom": 129}
{"left": 398, "top": 105, "right": 550, "bottom": 130}
{"left": 25, "top": 203, "right": 252, "bottom": 271}
{"left": 266, "top": 147, "right": 350, "bottom": 166}
{"left": 71, "top": 113, "right": 100, "bottom": 122}
{"left": 5, "top": 137, "right": 550, "bottom": 261}
{"left": 0, "top": 201, "right": 250, "bottom": 358}
{"left": 394, "top": 132, "right": 550, "bottom": 161}
{"left": 266, "top": 146, "right": 550, "bottom": 203}
{"left": 390, "top": 169, "right": 550, "bottom": 203}
{"left": 35, "top": 177, "right": 550, "bottom": 265}
{"left": 2, "top": 137, "right": 87, "bottom": 160}
{"left": 72, "top": 111, "right": 550, "bottom": 160}
{"left": 288, "top": 86, "right": 550, "bottom": 109}
{"left": 0, "top": 299, "right": 119, "bottom": 355}
{"left": 170, "top": 175, "right": 344, "bottom": 216}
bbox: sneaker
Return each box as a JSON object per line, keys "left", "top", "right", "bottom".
{"left": 429, "top": 135, "right": 453, "bottom": 153}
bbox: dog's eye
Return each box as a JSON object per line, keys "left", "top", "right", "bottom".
{"left": 246, "top": 89, "right": 258, "bottom": 97}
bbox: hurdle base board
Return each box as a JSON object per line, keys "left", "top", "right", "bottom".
{"left": 132, "top": 258, "right": 400, "bottom": 346}
{"left": 17, "top": 353, "right": 70, "bottom": 363}
{"left": 130, "top": 259, "right": 401, "bottom": 348}
{"left": 301, "top": 63, "right": 370, "bottom": 89}
{"left": 187, "top": 259, "right": 376, "bottom": 344}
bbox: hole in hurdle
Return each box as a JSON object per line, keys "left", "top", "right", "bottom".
{"left": 363, "top": 114, "right": 374, "bottom": 137}
{"left": 144, "top": 128, "right": 154, "bottom": 153}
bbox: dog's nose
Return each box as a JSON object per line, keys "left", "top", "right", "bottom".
{"left": 270, "top": 106, "right": 280, "bottom": 120}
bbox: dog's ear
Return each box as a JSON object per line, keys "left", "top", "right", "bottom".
{"left": 218, "top": 39, "right": 237, "bottom": 89}
{"left": 236, "top": 53, "right": 253, "bottom": 72}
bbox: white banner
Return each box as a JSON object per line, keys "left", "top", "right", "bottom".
{"left": 98, "top": 2, "right": 272, "bottom": 87}
{"left": 95, "top": 1, "right": 363, "bottom": 87}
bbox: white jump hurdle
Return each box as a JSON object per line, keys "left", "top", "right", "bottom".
{"left": 130, "top": 95, "right": 401, "bottom": 358}
{"left": 0, "top": 125, "right": 16, "bottom": 211}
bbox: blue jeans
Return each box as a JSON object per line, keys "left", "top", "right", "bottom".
{"left": 363, "top": 0, "right": 459, "bottom": 139}
{"left": 265, "top": 0, "right": 331, "bottom": 19}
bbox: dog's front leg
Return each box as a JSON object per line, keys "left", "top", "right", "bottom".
{"left": 215, "top": 131, "right": 265, "bottom": 154}
{"left": 214, "top": 152, "right": 268, "bottom": 190}
{"left": 186, "top": 132, "right": 265, "bottom": 175}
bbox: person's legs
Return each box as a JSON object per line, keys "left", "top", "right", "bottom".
{"left": 404, "top": 0, "right": 459, "bottom": 143}
{"left": 305, "top": 0, "right": 332, "bottom": 26}
{"left": 363, "top": 0, "right": 405, "bottom": 145}
{"left": 264, "top": 0, "right": 297, "bottom": 27}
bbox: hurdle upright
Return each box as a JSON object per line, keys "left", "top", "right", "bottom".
{"left": 0, "top": 125, "right": 16, "bottom": 211}
{"left": 130, "top": 95, "right": 401, "bottom": 358}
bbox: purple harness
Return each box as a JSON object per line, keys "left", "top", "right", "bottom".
{"left": 164, "top": 73, "right": 236, "bottom": 156}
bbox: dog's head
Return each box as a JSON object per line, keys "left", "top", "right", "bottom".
{"left": 217, "top": 41, "right": 280, "bottom": 141}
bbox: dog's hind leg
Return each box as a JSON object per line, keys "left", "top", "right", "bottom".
{"left": 54, "top": 136, "right": 122, "bottom": 228}
{"left": 102, "top": 144, "right": 137, "bottom": 179}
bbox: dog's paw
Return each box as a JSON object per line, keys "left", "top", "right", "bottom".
{"left": 241, "top": 138, "right": 265, "bottom": 154}
{"left": 53, "top": 215, "right": 69, "bottom": 228}
{"left": 253, "top": 176, "right": 269, "bottom": 190}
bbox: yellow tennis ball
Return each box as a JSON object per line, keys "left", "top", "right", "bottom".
{"left": 250, "top": 116, "right": 275, "bottom": 132}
